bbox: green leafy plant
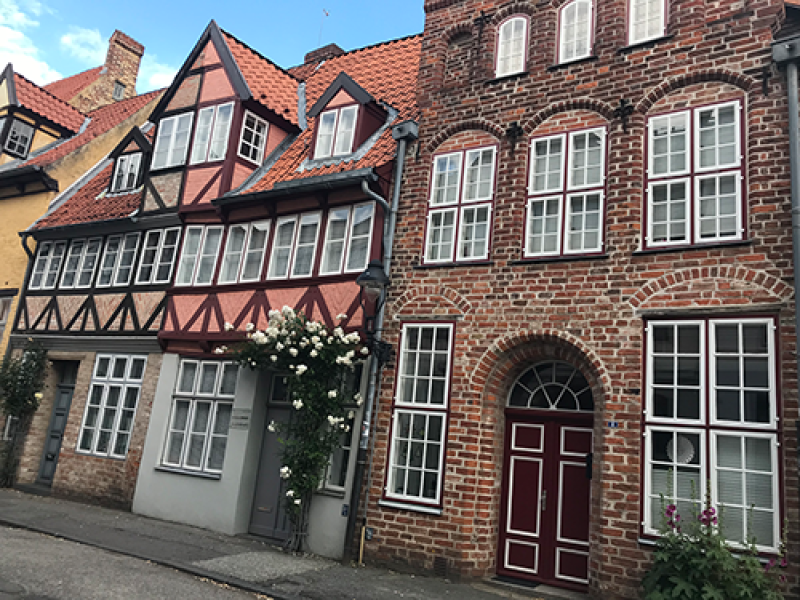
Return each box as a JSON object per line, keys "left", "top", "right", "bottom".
{"left": 223, "top": 307, "right": 365, "bottom": 551}
{"left": 0, "top": 341, "right": 48, "bottom": 487}
{"left": 642, "top": 492, "right": 787, "bottom": 600}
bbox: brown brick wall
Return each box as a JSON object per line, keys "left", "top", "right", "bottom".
{"left": 364, "top": 0, "right": 799, "bottom": 598}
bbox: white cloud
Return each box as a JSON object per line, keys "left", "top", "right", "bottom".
{"left": 60, "top": 26, "right": 105, "bottom": 65}
{"left": 139, "top": 54, "right": 177, "bottom": 92}
{"left": 0, "top": 0, "right": 61, "bottom": 85}
{"left": 0, "top": 0, "right": 38, "bottom": 28}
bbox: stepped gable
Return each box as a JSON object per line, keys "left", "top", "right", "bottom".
{"left": 221, "top": 30, "right": 299, "bottom": 126}
{"left": 44, "top": 66, "right": 103, "bottom": 103}
{"left": 248, "top": 34, "right": 422, "bottom": 192}
{"left": 12, "top": 72, "right": 86, "bottom": 133}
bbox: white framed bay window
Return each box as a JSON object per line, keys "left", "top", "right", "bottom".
{"left": 162, "top": 359, "right": 238, "bottom": 474}
{"left": 136, "top": 228, "right": 182, "bottom": 285}
{"left": 320, "top": 202, "right": 374, "bottom": 275}
{"left": 175, "top": 225, "right": 224, "bottom": 286}
{"left": 267, "top": 212, "right": 321, "bottom": 279}
{"left": 643, "top": 317, "right": 780, "bottom": 552}
{"left": 424, "top": 146, "right": 496, "bottom": 264}
{"left": 219, "top": 221, "right": 271, "bottom": 284}
{"left": 384, "top": 323, "right": 453, "bottom": 510}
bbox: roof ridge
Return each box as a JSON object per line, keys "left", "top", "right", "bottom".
{"left": 219, "top": 27, "right": 300, "bottom": 83}
{"left": 45, "top": 65, "right": 103, "bottom": 87}
{"left": 13, "top": 70, "right": 88, "bottom": 118}
{"left": 85, "top": 88, "right": 165, "bottom": 117}
{"left": 291, "top": 32, "right": 423, "bottom": 71}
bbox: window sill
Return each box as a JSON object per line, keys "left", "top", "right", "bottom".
{"left": 414, "top": 260, "right": 494, "bottom": 270}
{"left": 634, "top": 239, "right": 752, "bottom": 256}
{"left": 484, "top": 71, "right": 529, "bottom": 86}
{"left": 316, "top": 487, "right": 346, "bottom": 499}
{"left": 155, "top": 465, "right": 221, "bottom": 480}
{"left": 617, "top": 34, "right": 675, "bottom": 55}
{"left": 378, "top": 499, "right": 443, "bottom": 516}
{"left": 150, "top": 164, "right": 186, "bottom": 174}
{"left": 638, "top": 536, "right": 777, "bottom": 560}
{"left": 75, "top": 451, "right": 126, "bottom": 462}
{"left": 510, "top": 253, "right": 608, "bottom": 266}
{"left": 547, "top": 55, "right": 598, "bottom": 72}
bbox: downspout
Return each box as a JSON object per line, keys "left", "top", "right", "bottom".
{"left": 345, "top": 120, "right": 419, "bottom": 562}
{"left": 773, "top": 37, "right": 800, "bottom": 479}
{"left": 4, "top": 233, "right": 36, "bottom": 361}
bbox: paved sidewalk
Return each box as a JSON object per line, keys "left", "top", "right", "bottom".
{"left": 0, "top": 489, "right": 586, "bottom": 600}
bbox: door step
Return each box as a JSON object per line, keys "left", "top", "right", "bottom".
{"left": 15, "top": 483, "right": 52, "bottom": 497}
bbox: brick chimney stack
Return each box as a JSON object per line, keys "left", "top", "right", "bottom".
{"left": 71, "top": 30, "right": 144, "bottom": 113}
{"left": 304, "top": 43, "right": 345, "bottom": 65}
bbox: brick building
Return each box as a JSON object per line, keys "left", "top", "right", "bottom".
{"left": 358, "top": 0, "right": 800, "bottom": 597}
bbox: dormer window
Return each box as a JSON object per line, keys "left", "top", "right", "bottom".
{"left": 314, "top": 105, "right": 358, "bottom": 159}
{"left": 496, "top": 16, "right": 528, "bottom": 78}
{"left": 111, "top": 153, "right": 142, "bottom": 192}
{"left": 190, "top": 103, "right": 233, "bottom": 165}
{"left": 5, "top": 119, "right": 34, "bottom": 158}
{"left": 152, "top": 113, "right": 194, "bottom": 170}
{"left": 238, "top": 111, "right": 269, "bottom": 165}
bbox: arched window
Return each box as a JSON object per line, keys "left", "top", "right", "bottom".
{"left": 508, "top": 362, "right": 594, "bottom": 411}
{"left": 496, "top": 16, "right": 528, "bottom": 78}
{"left": 559, "top": 0, "right": 593, "bottom": 64}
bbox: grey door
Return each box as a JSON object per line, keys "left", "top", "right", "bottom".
{"left": 37, "top": 362, "right": 79, "bottom": 486}
{"left": 249, "top": 375, "right": 292, "bottom": 540}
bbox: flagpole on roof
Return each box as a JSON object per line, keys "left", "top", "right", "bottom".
{"left": 319, "top": 9, "right": 329, "bottom": 46}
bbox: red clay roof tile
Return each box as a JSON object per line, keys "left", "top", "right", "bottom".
{"left": 12, "top": 72, "right": 86, "bottom": 133}
{"left": 43, "top": 66, "right": 103, "bottom": 104}
{"left": 221, "top": 30, "right": 299, "bottom": 126}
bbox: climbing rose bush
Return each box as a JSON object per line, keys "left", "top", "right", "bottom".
{"left": 223, "top": 307, "right": 365, "bottom": 547}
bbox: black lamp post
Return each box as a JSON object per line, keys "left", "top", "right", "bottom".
{"left": 356, "top": 260, "right": 393, "bottom": 365}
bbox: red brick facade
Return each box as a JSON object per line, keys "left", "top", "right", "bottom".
{"left": 363, "top": 0, "right": 800, "bottom": 598}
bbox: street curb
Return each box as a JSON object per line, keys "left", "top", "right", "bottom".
{"left": 0, "top": 517, "right": 289, "bottom": 599}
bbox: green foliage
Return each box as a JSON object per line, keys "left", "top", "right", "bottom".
{"left": 0, "top": 341, "right": 48, "bottom": 419}
{"left": 642, "top": 495, "right": 786, "bottom": 600}
{"left": 224, "top": 307, "right": 364, "bottom": 542}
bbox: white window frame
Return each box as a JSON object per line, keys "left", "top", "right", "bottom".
{"left": 152, "top": 112, "right": 194, "bottom": 170}
{"left": 97, "top": 233, "right": 141, "bottom": 288}
{"left": 111, "top": 153, "right": 142, "bottom": 192}
{"left": 290, "top": 212, "right": 322, "bottom": 278}
{"left": 161, "top": 359, "right": 238, "bottom": 474}
{"left": 218, "top": 220, "right": 271, "bottom": 284}
{"left": 496, "top": 16, "right": 528, "bottom": 78}
{"left": 424, "top": 146, "right": 497, "bottom": 264}
{"left": 77, "top": 354, "right": 147, "bottom": 459}
{"left": 5, "top": 119, "right": 34, "bottom": 157}
{"left": 314, "top": 105, "right": 359, "bottom": 159}
{"left": 174, "top": 225, "right": 224, "bottom": 287}
{"left": 628, "top": 0, "right": 666, "bottom": 45}
{"left": 525, "top": 127, "right": 606, "bottom": 258}
{"left": 645, "top": 101, "right": 744, "bottom": 248}
{"left": 238, "top": 110, "right": 269, "bottom": 165}
{"left": 558, "top": 0, "right": 594, "bottom": 64}
{"left": 190, "top": 102, "right": 234, "bottom": 165}
{"left": 0, "top": 297, "right": 12, "bottom": 335}
{"left": 320, "top": 202, "right": 375, "bottom": 275}
{"left": 385, "top": 323, "right": 453, "bottom": 507}
{"left": 642, "top": 317, "right": 780, "bottom": 552}
{"left": 60, "top": 237, "right": 102, "bottom": 289}
{"left": 322, "top": 411, "right": 357, "bottom": 492}
{"left": 29, "top": 241, "right": 67, "bottom": 291}
{"left": 135, "top": 228, "right": 182, "bottom": 285}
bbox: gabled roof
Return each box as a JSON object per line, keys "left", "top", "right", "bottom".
{"left": 44, "top": 66, "right": 103, "bottom": 103}
{"left": 307, "top": 71, "right": 374, "bottom": 118}
{"left": 238, "top": 34, "right": 421, "bottom": 194}
{"left": 1, "top": 65, "right": 86, "bottom": 133}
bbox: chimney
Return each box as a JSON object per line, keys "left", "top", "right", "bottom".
{"left": 304, "top": 43, "right": 345, "bottom": 65}
{"left": 71, "top": 30, "right": 145, "bottom": 113}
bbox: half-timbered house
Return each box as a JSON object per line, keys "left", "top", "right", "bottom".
{"left": 130, "top": 23, "right": 421, "bottom": 559}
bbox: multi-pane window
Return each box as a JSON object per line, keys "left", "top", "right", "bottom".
{"left": 629, "top": 0, "right": 666, "bottom": 44}
{"left": 5, "top": 119, "right": 34, "bottom": 157}
{"left": 238, "top": 111, "right": 269, "bottom": 164}
{"left": 643, "top": 317, "right": 780, "bottom": 551}
{"left": 496, "top": 16, "right": 527, "bottom": 78}
{"left": 152, "top": 113, "right": 194, "bottom": 170}
{"left": 267, "top": 213, "right": 321, "bottom": 279}
{"left": 526, "top": 128, "right": 606, "bottom": 257}
{"left": 320, "top": 203, "right": 374, "bottom": 275}
{"left": 29, "top": 241, "right": 66, "bottom": 290}
{"left": 111, "top": 153, "right": 142, "bottom": 192}
{"left": 425, "top": 146, "right": 496, "bottom": 264}
{"left": 323, "top": 413, "right": 356, "bottom": 492}
{"left": 112, "top": 81, "right": 126, "bottom": 101}
{"left": 60, "top": 238, "right": 102, "bottom": 289}
{"left": 136, "top": 228, "right": 181, "bottom": 285}
{"left": 190, "top": 103, "right": 234, "bottom": 165}
{"left": 646, "top": 101, "right": 743, "bottom": 248}
{"left": 386, "top": 323, "right": 453, "bottom": 506}
{"left": 78, "top": 354, "right": 147, "bottom": 459}
{"left": 162, "top": 360, "right": 238, "bottom": 474}
{"left": 219, "top": 221, "right": 271, "bottom": 284}
{"left": 559, "top": 0, "right": 593, "bottom": 63}
{"left": 314, "top": 106, "right": 358, "bottom": 159}
{"left": 97, "top": 233, "right": 141, "bottom": 287}
{"left": 175, "top": 225, "right": 224, "bottom": 286}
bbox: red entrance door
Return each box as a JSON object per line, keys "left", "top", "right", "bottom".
{"left": 497, "top": 362, "right": 594, "bottom": 590}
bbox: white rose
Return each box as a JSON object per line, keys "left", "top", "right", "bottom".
{"left": 296, "top": 365, "right": 308, "bottom": 375}
{"left": 328, "top": 390, "right": 337, "bottom": 398}
{"left": 246, "top": 323, "right": 255, "bottom": 332}
{"left": 348, "top": 411, "right": 355, "bottom": 419}
{"left": 310, "top": 350, "right": 318, "bottom": 358}
{"left": 275, "top": 342, "right": 284, "bottom": 351}
{"left": 294, "top": 498, "right": 301, "bottom": 505}
{"left": 289, "top": 348, "right": 298, "bottom": 357}
{"left": 271, "top": 355, "right": 278, "bottom": 362}
{"left": 280, "top": 466, "right": 291, "bottom": 479}
{"left": 293, "top": 399, "right": 303, "bottom": 410}
{"left": 268, "top": 421, "right": 277, "bottom": 432}
{"left": 361, "top": 347, "right": 370, "bottom": 355}
{"left": 336, "top": 313, "right": 348, "bottom": 320}
{"left": 286, "top": 489, "right": 295, "bottom": 497}
{"left": 224, "top": 322, "right": 235, "bottom": 331}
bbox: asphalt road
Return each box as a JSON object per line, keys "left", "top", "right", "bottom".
{"left": 0, "top": 526, "right": 266, "bottom": 599}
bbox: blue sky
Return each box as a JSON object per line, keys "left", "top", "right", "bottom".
{"left": 0, "top": 0, "right": 425, "bottom": 91}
